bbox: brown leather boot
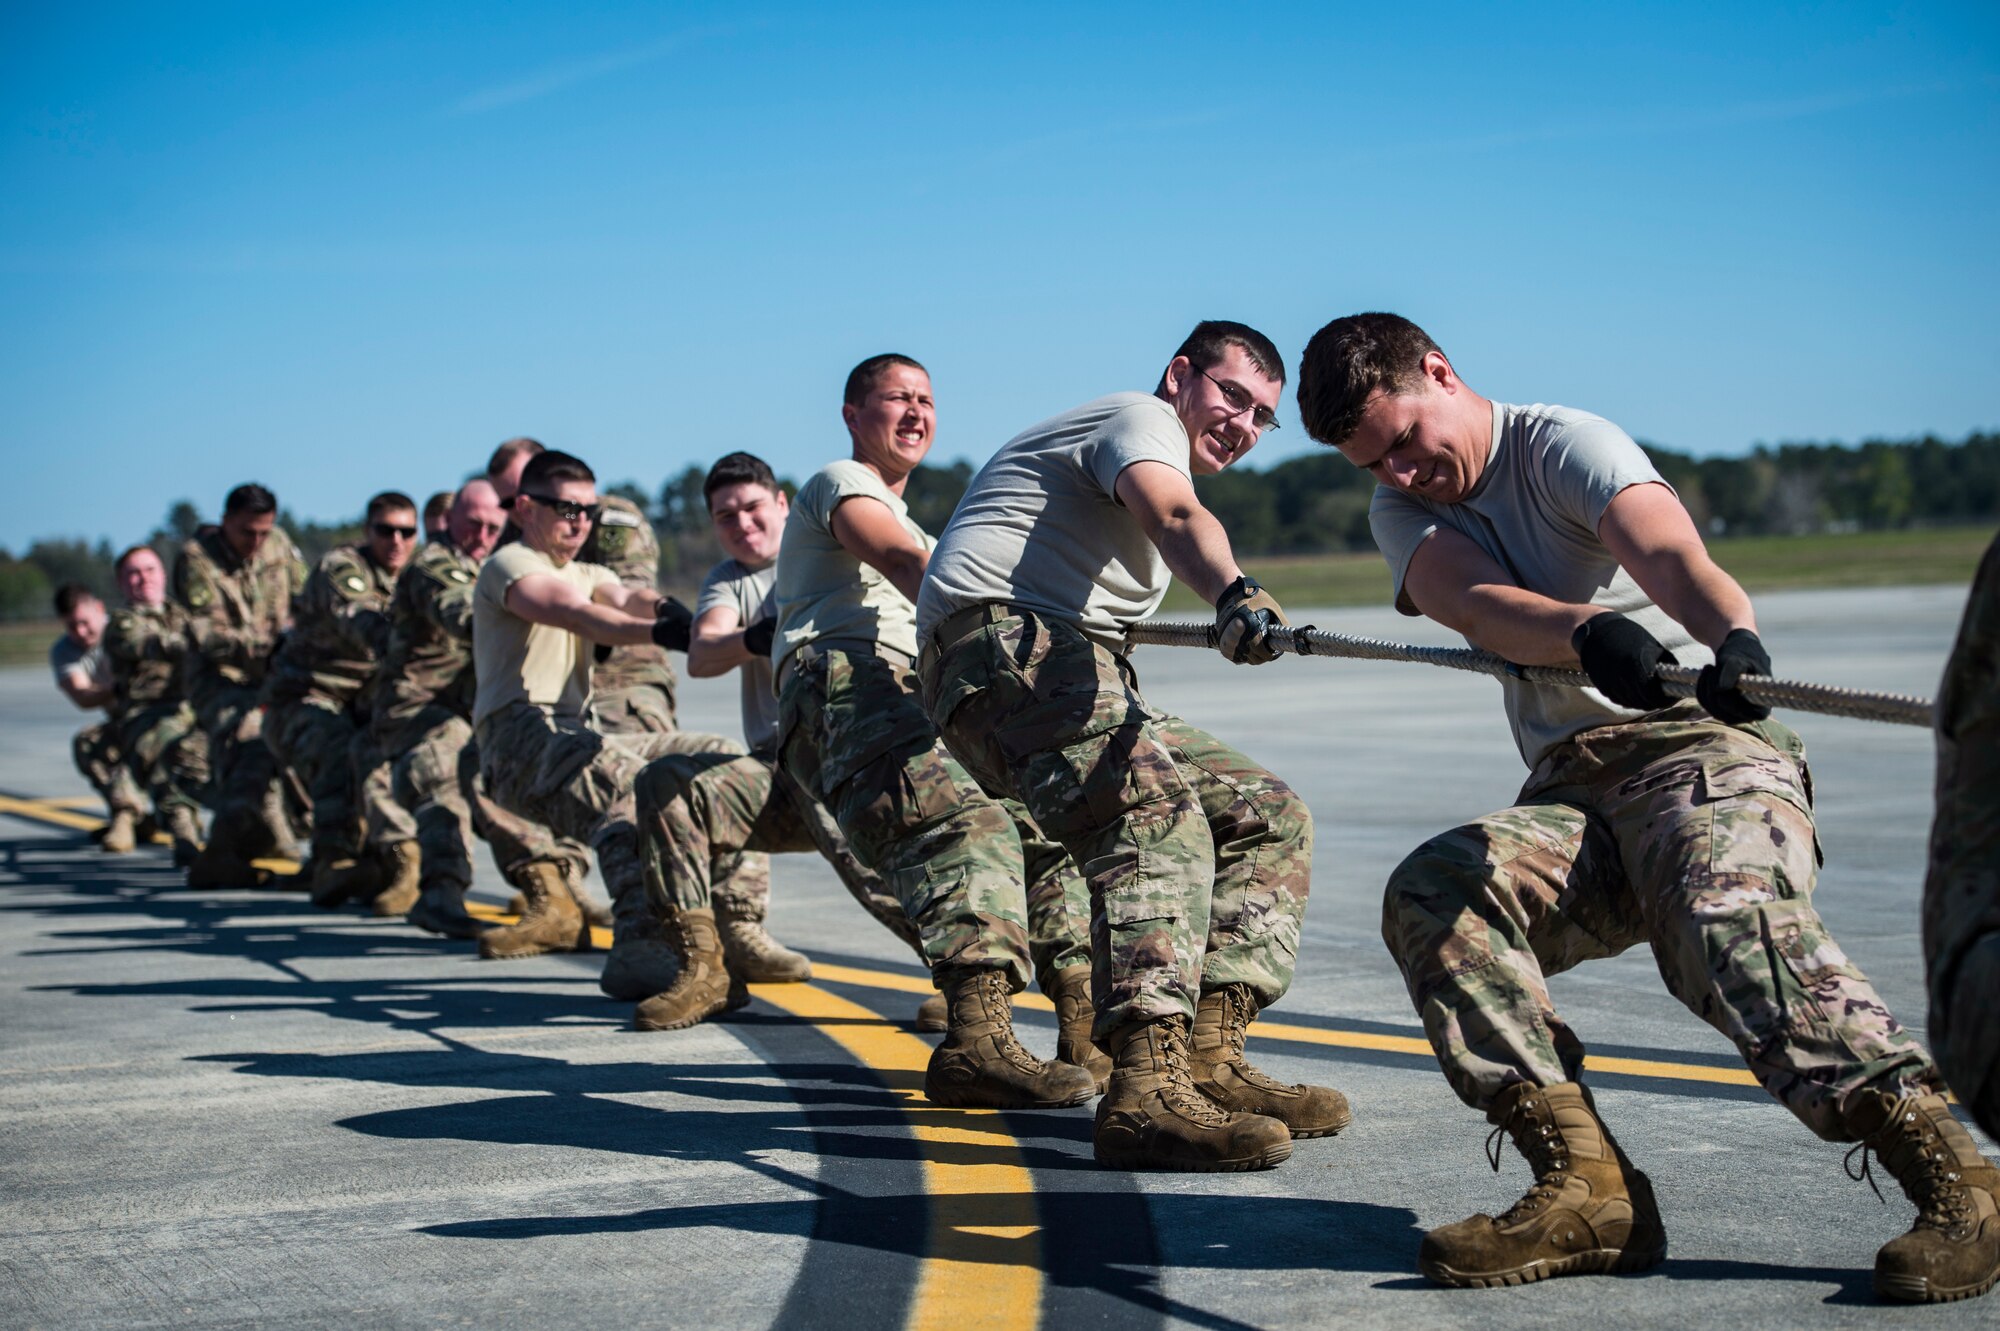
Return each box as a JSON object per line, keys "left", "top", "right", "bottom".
{"left": 370, "top": 842, "right": 421, "bottom": 917}
{"left": 310, "top": 854, "right": 383, "bottom": 910}
{"left": 1190, "top": 983, "right": 1351, "bottom": 1138}
{"left": 1049, "top": 968, "right": 1111, "bottom": 1095}
{"left": 164, "top": 805, "right": 203, "bottom": 870}
{"left": 100, "top": 808, "right": 138, "bottom": 855}
{"left": 915, "top": 992, "right": 947, "bottom": 1032}
{"left": 480, "top": 860, "right": 589, "bottom": 959}
{"left": 1847, "top": 1089, "right": 2000, "bottom": 1303}
{"left": 508, "top": 890, "right": 612, "bottom": 930}
{"left": 1094, "top": 1015, "right": 1292, "bottom": 1171}
{"left": 1419, "top": 1081, "right": 1667, "bottom": 1287}
{"left": 924, "top": 968, "right": 1097, "bottom": 1110}
{"left": 717, "top": 901, "right": 812, "bottom": 982}
{"left": 599, "top": 885, "right": 680, "bottom": 1001}
{"left": 633, "top": 908, "right": 734, "bottom": 1031}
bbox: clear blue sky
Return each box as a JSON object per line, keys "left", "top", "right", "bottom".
{"left": 5, "top": 2, "right": 1996, "bottom": 551}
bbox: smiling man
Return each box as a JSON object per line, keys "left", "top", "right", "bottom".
{"left": 772, "top": 354, "right": 1099, "bottom": 1110}
{"left": 101, "top": 547, "right": 209, "bottom": 865}
{"left": 1296, "top": 311, "right": 1996, "bottom": 1302}
{"left": 918, "top": 321, "right": 1346, "bottom": 1173}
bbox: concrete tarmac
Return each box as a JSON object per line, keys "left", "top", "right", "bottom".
{"left": 0, "top": 584, "right": 1990, "bottom": 1329}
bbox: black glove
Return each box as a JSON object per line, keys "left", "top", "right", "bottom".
{"left": 740, "top": 616, "right": 777, "bottom": 657}
{"left": 650, "top": 597, "right": 693, "bottom": 652}
{"left": 1572, "top": 612, "right": 1678, "bottom": 711}
{"left": 1696, "top": 628, "right": 1772, "bottom": 723}
{"left": 593, "top": 641, "right": 613, "bottom": 663}
{"left": 1215, "top": 575, "right": 1289, "bottom": 665}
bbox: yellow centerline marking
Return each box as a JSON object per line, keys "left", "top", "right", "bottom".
{"left": 0, "top": 795, "right": 110, "bottom": 832}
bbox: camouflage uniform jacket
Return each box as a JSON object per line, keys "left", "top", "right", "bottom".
{"left": 583, "top": 495, "right": 677, "bottom": 699}
{"left": 262, "top": 544, "right": 398, "bottom": 710}
{"left": 373, "top": 537, "right": 480, "bottom": 727}
{"left": 103, "top": 602, "right": 193, "bottom": 718}
{"left": 171, "top": 524, "right": 308, "bottom": 694}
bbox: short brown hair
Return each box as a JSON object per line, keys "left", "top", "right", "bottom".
{"left": 843, "top": 354, "right": 927, "bottom": 407}
{"left": 114, "top": 545, "right": 158, "bottom": 572}
{"left": 1296, "top": 313, "right": 1444, "bottom": 448}
{"left": 486, "top": 437, "right": 545, "bottom": 479}
{"left": 365, "top": 491, "right": 418, "bottom": 523}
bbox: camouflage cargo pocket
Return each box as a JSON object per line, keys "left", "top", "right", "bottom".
{"left": 1698, "top": 750, "right": 1823, "bottom": 884}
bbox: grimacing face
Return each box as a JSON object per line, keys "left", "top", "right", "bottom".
{"left": 517, "top": 477, "right": 598, "bottom": 564}
{"left": 63, "top": 596, "right": 107, "bottom": 649}
{"left": 708, "top": 481, "right": 788, "bottom": 570}
{"left": 118, "top": 550, "right": 167, "bottom": 608}
{"left": 450, "top": 482, "right": 507, "bottom": 561}
{"left": 1335, "top": 352, "right": 1489, "bottom": 505}
{"left": 843, "top": 364, "right": 935, "bottom": 480}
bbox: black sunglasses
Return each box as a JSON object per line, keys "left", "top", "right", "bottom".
{"left": 371, "top": 522, "right": 419, "bottom": 540}
{"left": 519, "top": 493, "right": 602, "bottom": 523}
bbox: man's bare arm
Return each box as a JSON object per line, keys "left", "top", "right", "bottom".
{"left": 57, "top": 670, "right": 113, "bottom": 710}
{"left": 829, "top": 496, "right": 930, "bottom": 604}
{"left": 1597, "top": 482, "right": 1755, "bottom": 648}
{"left": 1113, "top": 461, "right": 1242, "bottom": 604}
{"left": 687, "top": 605, "right": 751, "bottom": 678}
{"left": 505, "top": 573, "right": 655, "bottom": 646}
{"left": 1401, "top": 527, "right": 1599, "bottom": 665}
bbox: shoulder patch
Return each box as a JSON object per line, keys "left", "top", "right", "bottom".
{"left": 186, "top": 581, "right": 214, "bottom": 609}
{"left": 445, "top": 567, "right": 473, "bottom": 584}
{"left": 342, "top": 573, "right": 368, "bottom": 594}
{"left": 601, "top": 507, "right": 640, "bottom": 529}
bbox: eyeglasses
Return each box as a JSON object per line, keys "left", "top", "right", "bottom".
{"left": 519, "top": 493, "right": 602, "bottom": 524}
{"left": 371, "top": 523, "right": 419, "bottom": 540}
{"left": 1199, "top": 369, "right": 1281, "bottom": 434}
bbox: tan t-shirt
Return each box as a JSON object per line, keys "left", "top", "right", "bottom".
{"left": 773, "top": 460, "right": 935, "bottom": 671}
{"left": 472, "top": 541, "right": 620, "bottom": 728}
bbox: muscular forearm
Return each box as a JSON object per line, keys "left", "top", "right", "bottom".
{"left": 546, "top": 599, "right": 656, "bottom": 646}
{"left": 1635, "top": 550, "right": 1756, "bottom": 648}
{"left": 687, "top": 630, "right": 752, "bottom": 678}
{"left": 1422, "top": 582, "right": 1602, "bottom": 666}
{"left": 1153, "top": 508, "right": 1243, "bottom": 606}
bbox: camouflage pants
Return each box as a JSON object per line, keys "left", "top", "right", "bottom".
{"left": 72, "top": 721, "right": 145, "bottom": 817}
{"left": 1383, "top": 710, "right": 1938, "bottom": 1142}
{"left": 191, "top": 679, "right": 283, "bottom": 834}
{"left": 477, "top": 703, "right": 764, "bottom": 916}
{"left": 1926, "top": 531, "right": 2000, "bottom": 1138}
{"left": 923, "top": 607, "right": 1311, "bottom": 1039}
{"left": 378, "top": 708, "right": 588, "bottom": 890}
{"left": 779, "top": 645, "right": 1091, "bottom": 995}
{"left": 265, "top": 695, "right": 363, "bottom": 861}
{"left": 635, "top": 748, "right": 922, "bottom": 952}
{"left": 110, "top": 701, "right": 209, "bottom": 817}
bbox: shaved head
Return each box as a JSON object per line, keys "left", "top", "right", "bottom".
{"left": 450, "top": 478, "right": 507, "bottom": 560}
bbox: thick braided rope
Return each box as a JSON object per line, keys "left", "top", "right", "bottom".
{"left": 1124, "top": 621, "right": 1934, "bottom": 729}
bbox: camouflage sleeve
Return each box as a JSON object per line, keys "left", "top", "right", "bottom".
{"left": 102, "top": 612, "right": 142, "bottom": 683}
{"left": 320, "top": 556, "right": 394, "bottom": 658}
{"left": 414, "top": 561, "right": 477, "bottom": 643}
{"left": 173, "top": 549, "right": 264, "bottom": 673}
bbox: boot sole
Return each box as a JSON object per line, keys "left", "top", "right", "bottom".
{"left": 1093, "top": 1137, "right": 1294, "bottom": 1173}
{"left": 633, "top": 995, "right": 731, "bottom": 1032}
{"left": 1283, "top": 1107, "right": 1355, "bottom": 1140}
{"left": 479, "top": 929, "right": 592, "bottom": 960}
{"left": 1421, "top": 1241, "right": 1666, "bottom": 1288}
{"left": 923, "top": 1076, "right": 1096, "bottom": 1111}
{"left": 1876, "top": 1270, "right": 2000, "bottom": 1304}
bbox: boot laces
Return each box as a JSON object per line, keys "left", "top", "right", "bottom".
{"left": 1487, "top": 1093, "right": 1570, "bottom": 1225}
{"left": 1851, "top": 1111, "right": 1977, "bottom": 1231}
{"left": 1214, "top": 987, "right": 1298, "bottom": 1095}
{"left": 1159, "top": 1021, "right": 1232, "bottom": 1127}
{"left": 972, "top": 972, "right": 1045, "bottom": 1075}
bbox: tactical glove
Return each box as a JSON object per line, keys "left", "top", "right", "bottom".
{"left": 1572, "top": 611, "right": 1678, "bottom": 711}
{"left": 740, "top": 616, "right": 777, "bottom": 657}
{"left": 1216, "top": 575, "right": 1289, "bottom": 665}
{"left": 1696, "top": 627, "right": 1773, "bottom": 723}
{"left": 650, "top": 597, "right": 694, "bottom": 652}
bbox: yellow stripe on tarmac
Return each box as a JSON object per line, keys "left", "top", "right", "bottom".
{"left": 0, "top": 795, "right": 110, "bottom": 832}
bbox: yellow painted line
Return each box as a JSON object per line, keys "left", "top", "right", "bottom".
{"left": 0, "top": 795, "right": 109, "bottom": 832}
{"left": 34, "top": 795, "right": 102, "bottom": 810}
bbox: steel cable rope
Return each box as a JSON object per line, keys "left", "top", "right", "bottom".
{"left": 1124, "top": 621, "right": 1935, "bottom": 728}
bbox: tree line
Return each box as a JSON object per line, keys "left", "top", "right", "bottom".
{"left": 6, "top": 430, "right": 1995, "bottom": 621}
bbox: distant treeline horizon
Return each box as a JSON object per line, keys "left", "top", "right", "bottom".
{"left": 6, "top": 429, "right": 1996, "bottom": 622}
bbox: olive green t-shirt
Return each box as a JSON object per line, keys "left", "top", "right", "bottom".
{"left": 773, "top": 460, "right": 934, "bottom": 671}
{"left": 472, "top": 541, "right": 620, "bottom": 728}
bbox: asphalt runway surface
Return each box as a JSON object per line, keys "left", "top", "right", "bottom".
{"left": 1, "top": 584, "right": 1990, "bottom": 1330}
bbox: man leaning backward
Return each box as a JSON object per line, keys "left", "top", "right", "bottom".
{"left": 471, "top": 449, "right": 765, "bottom": 1014}
{"left": 919, "top": 321, "right": 1348, "bottom": 1172}
{"left": 772, "top": 354, "right": 1100, "bottom": 1109}
{"left": 1296, "top": 312, "right": 1998, "bottom": 1302}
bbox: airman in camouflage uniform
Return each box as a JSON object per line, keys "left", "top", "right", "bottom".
{"left": 102, "top": 546, "right": 209, "bottom": 864}
{"left": 50, "top": 584, "right": 149, "bottom": 849}
{"left": 766, "top": 355, "right": 1096, "bottom": 1111}
{"left": 582, "top": 495, "right": 681, "bottom": 735}
{"left": 920, "top": 323, "right": 1335, "bottom": 1173}
{"left": 1925, "top": 530, "right": 2000, "bottom": 1140}
{"left": 368, "top": 480, "right": 587, "bottom": 938}
{"left": 1299, "top": 312, "right": 1995, "bottom": 1302}
{"left": 173, "top": 484, "right": 309, "bottom": 886}
{"left": 262, "top": 493, "right": 420, "bottom": 909}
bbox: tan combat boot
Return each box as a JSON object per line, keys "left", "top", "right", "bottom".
{"left": 1190, "top": 983, "right": 1351, "bottom": 1137}
{"left": 310, "top": 855, "right": 383, "bottom": 910}
{"left": 507, "top": 890, "right": 613, "bottom": 930}
{"left": 1049, "top": 968, "right": 1111, "bottom": 1095}
{"left": 480, "top": 860, "right": 589, "bottom": 959}
{"left": 406, "top": 878, "right": 487, "bottom": 939}
{"left": 100, "top": 808, "right": 138, "bottom": 855}
{"left": 599, "top": 887, "right": 681, "bottom": 1001}
{"left": 924, "top": 969, "right": 1099, "bottom": 1110}
{"left": 915, "top": 992, "right": 948, "bottom": 1032}
{"left": 1094, "top": 1015, "right": 1292, "bottom": 1171}
{"left": 1419, "top": 1081, "right": 1667, "bottom": 1287}
{"left": 1848, "top": 1089, "right": 2000, "bottom": 1303}
{"left": 370, "top": 842, "right": 422, "bottom": 918}
{"left": 633, "top": 908, "right": 737, "bottom": 1030}
{"left": 717, "top": 901, "right": 812, "bottom": 982}
{"left": 164, "top": 805, "right": 203, "bottom": 870}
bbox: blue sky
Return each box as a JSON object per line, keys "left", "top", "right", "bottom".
{"left": 4, "top": 2, "right": 1996, "bottom": 550}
